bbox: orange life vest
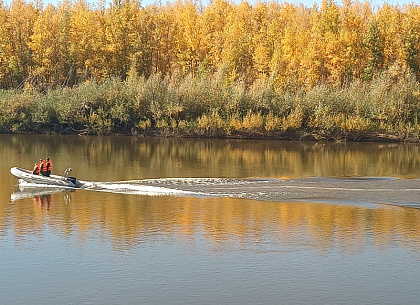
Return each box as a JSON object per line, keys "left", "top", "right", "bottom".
{"left": 46, "top": 159, "right": 52, "bottom": 171}
{"left": 40, "top": 160, "right": 47, "bottom": 172}
{"left": 33, "top": 163, "right": 40, "bottom": 175}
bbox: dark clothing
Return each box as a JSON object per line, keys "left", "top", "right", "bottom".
{"left": 46, "top": 160, "right": 52, "bottom": 171}
{"left": 45, "top": 159, "right": 52, "bottom": 177}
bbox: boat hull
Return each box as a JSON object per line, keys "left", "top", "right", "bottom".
{"left": 10, "top": 167, "right": 82, "bottom": 188}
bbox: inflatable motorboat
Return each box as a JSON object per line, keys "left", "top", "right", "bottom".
{"left": 10, "top": 167, "right": 82, "bottom": 188}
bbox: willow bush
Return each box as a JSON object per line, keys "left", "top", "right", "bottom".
{"left": 1, "top": 66, "right": 420, "bottom": 141}
{"left": 0, "top": 90, "right": 35, "bottom": 133}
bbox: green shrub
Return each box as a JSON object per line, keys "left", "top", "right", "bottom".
{"left": 1, "top": 65, "right": 420, "bottom": 140}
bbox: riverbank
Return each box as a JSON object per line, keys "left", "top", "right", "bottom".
{"left": 108, "top": 128, "right": 418, "bottom": 143}
{"left": 1, "top": 127, "right": 415, "bottom": 143}
{"left": 1, "top": 68, "right": 420, "bottom": 142}
{"left": 3, "top": 118, "right": 419, "bottom": 143}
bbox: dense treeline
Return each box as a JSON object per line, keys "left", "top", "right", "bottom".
{"left": 1, "top": 0, "right": 420, "bottom": 140}
{"left": 1, "top": 0, "right": 420, "bottom": 89}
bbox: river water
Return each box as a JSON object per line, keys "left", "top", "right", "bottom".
{"left": 1, "top": 135, "right": 420, "bottom": 304}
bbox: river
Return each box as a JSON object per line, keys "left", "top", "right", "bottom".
{"left": 1, "top": 134, "right": 420, "bottom": 304}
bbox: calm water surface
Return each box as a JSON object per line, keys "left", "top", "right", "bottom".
{"left": 1, "top": 135, "right": 420, "bottom": 304}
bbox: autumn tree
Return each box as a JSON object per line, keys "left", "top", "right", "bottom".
{"left": 222, "top": 1, "right": 255, "bottom": 84}
{"left": 376, "top": 4, "right": 405, "bottom": 69}
{"left": 172, "top": 0, "right": 204, "bottom": 76}
{"left": 200, "top": 0, "right": 232, "bottom": 73}
{"left": 336, "top": 0, "right": 370, "bottom": 85}
{"left": 404, "top": 4, "right": 420, "bottom": 79}
{"left": 30, "top": 4, "right": 61, "bottom": 88}
{"left": 148, "top": 4, "right": 178, "bottom": 76}
{"left": 103, "top": 0, "right": 143, "bottom": 79}
{"left": 277, "top": 4, "right": 311, "bottom": 89}
{"left": 8, "top": 0, "right": 38, "bottom": 88}
{"left": 363, "top": 18, "right": 384, "bottom": 80}
{"left": 0, "top": 2, "right": 12, "bottom": 88}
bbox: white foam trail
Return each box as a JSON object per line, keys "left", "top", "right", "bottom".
{"left": 15, "top": 178, "right": 208, "bottom": 197}
{"left": 84, "top": 181, "right": 202, "bottom": 196}
{"left": 76, "top": 177, "right": 275, "bottom": 197}
{"left": 129, "top": 177, "right": 267, "bottom": 185}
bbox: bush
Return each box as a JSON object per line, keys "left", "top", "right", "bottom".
{"left": 1, "top": 66, "right": 420, "bottom": 141}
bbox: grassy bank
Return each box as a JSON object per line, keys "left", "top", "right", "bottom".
{"left": 1, "top": 67, "right": 420, "bottom": 142}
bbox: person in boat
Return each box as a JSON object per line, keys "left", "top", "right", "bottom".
{"left": 45, "top": 157, "right": 52, "bottom": 177}
{"left": 40, "top": 159, "right": 48, "bottom": 176}
{"left": 32, "top": 162, "right": 40, "bottom": 175}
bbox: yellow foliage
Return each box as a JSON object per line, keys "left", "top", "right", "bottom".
{"left": 264, "top": 112, "right": 282, "bottom": 131}
{"left": 228, "top": 114, "right": 242, "bottom": 132}
{"left": 241, "top": 110, "right": 264, "bottom": 131}
{"left": 197, "top": 111, "right": 225, "bottom": 131}
{"left": 284, "top": 105, "right": 304, "bottom": 130}
{"left": 344, "top": 115, "right": 371, "bottom": 132}
{"left": 0, "top": 0, "right": 419, "bottom": 90}
{"left": 136, "top": 119, "right": 151, "bottom": 130}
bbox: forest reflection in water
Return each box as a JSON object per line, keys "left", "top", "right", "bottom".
{"left": 2, "top": 135, "right": 420, "bottom": 181}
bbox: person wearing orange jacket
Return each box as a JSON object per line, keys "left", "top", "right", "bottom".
{"left": 40, "top": 159, "right": 48, "bottom": 176}
{"left": 46, "top": 157, "right": 52, "bottom": 177}
{"left": 32, "top": 162, "right": 40, "bottom": 175}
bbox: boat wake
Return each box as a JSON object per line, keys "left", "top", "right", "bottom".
{"left": 11, "top": 176, "right": 420, "bottom": 209}
{"left": 81, "top": 180, "right": 202, "bottom": 196}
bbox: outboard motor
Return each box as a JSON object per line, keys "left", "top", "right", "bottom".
{"left": 66, "top": 176, "right": 78, "bottom": 185}
{"left": 63, "top": 167, "right": 81, "bottom": 187}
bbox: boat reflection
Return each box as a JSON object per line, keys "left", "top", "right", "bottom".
{"left": 11, "top": 184, "right": 74, "bottom": 204}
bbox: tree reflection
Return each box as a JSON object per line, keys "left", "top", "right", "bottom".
{"left": 3, "top": 191, "right": 420, "bottom": 255}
